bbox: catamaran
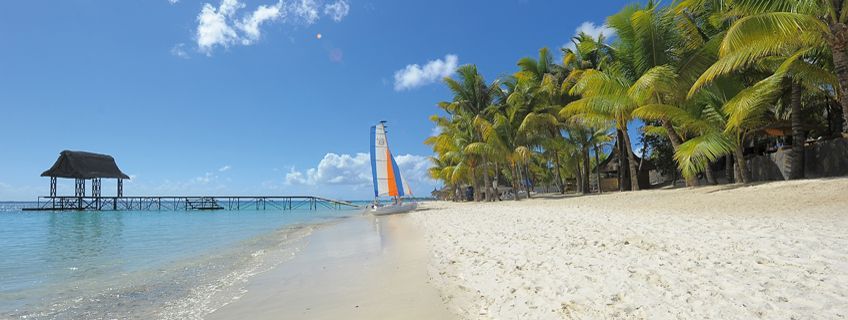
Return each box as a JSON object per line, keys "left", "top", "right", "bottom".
{"left": 369, "top": 121, "right": 418, "bottom": 215}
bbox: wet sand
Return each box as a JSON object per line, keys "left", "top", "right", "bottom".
{"left": 207, "top": 213, "right": 454, "bottom": 320}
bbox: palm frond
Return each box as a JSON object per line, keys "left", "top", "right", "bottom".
{"left": 674, "top": 132, "right": 734, "bottom": 179}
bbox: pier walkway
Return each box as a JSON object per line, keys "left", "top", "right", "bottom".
{"left": 23, "top": 195, "right": 362, "bottom": 211}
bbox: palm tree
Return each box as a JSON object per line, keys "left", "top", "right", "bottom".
{"left": 691, "top": 0, "right": 848, "bottom": 132}
{"left": 440, "top": 65, "right": 502, "bottom": 201}
{"left": 515, "top": 48, "right": 571, "bottom": 193}
{"left": 693, "top": 35, "right": 838, "bottom": 181}
{"left": 560, "top": 118, "right": 614, "bottom": 193}
{"left": 425, "top": 0, "right": 845, "bottom": 192}
{"left": 425, "top": 114, "right": 475, "bottom": 200}
{"left": 564, "top": 2, "right": 706, "bottom": 190}
{"left": 562, "top": 66, "right": 645, "bottom": 191}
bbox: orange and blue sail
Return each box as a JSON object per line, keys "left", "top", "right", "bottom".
{"left": 370, "top": 122, "right": 412, "bottom": 198}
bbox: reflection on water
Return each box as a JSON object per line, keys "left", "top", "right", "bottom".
{"left": 0, "top": 207, "right": 358, "bottom": 319}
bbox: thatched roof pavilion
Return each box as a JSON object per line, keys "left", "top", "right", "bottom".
{"left": 42, "top": 151, "right": 129, "bottom": 179}
{"left": 41, "top": 150, "right": 129, "bottom": 197}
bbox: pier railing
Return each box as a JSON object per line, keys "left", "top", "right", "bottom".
{"left": 24, "top": 195, "right": 361, "bottom": 211}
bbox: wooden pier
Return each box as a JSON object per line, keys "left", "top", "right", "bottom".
{"left": 23, "top": 195, "right": 361, "bottom": 211}
{"left": 27, "top": 151, "right": 361, "bottom": 212}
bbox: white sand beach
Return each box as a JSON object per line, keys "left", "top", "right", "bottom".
{"left": 204, "top": 178, "right": 847, "bottom": 320}
{"left": 412, "top": 178, "right": 848, "bottom": 319}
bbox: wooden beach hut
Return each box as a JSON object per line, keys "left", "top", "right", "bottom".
{"left": 591, "top": 143, "right": 654, "bottom": 192}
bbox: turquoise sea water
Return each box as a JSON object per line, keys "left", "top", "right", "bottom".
{"left": 0, "top": 202, "right": 362, "bottom": 319}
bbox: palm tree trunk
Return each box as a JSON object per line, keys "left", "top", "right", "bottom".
{"left": 594, "top": 144, "right": 603, "bottom": 194}
{"left": 482, "top": 159, "right": 492, "bottom": 202}
{"left": 725, "top": 154, "right": 734, "bottom": 184}
{"left": 662, "top": 121, "right": 698, "bottom": 186}
{"left": 582, "top": 149, "right": 591, "bottom": 193}
{"left": 574, "top": 160, "right": 582, "bottom": 194}
{"left": 734, "top": 142, "right": 750, "bottom": 184}
{"left": 523, "top": 160, "right": 533, "bottom": 198}
{"left": 511, "top": 163, "right": 520, "bottom": 201}
{"left": 789, "top": 81, "right": 806, "bottom": 180}
{"left": 553, "top": 151, "right": 566, "bottom": 194}
{"left": 704, "top": 163, "right": 717, "bottom": 185}
{"left": 620, "top": 124, "right": 640, "bottom": 191}
{"left": 616, "top": 129, "right": 627, "bottom": 192}
{"left": 828, "top": 31, "right": 848, "bottom": 133}
{"left": 470, "top": 165, "right": 480, "bottom": 201}
{"left": 515, "top": 162, "right": 523, "bottom": 200}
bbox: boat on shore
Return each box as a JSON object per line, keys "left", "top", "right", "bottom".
{"left": 369, "top": 121, "right": 417, "bottom": 215}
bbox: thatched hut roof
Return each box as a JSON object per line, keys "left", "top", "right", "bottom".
{"left": 41, "top": 150, "right": 130, "bottom": 179}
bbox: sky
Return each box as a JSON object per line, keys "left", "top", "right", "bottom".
{"left": 0, "top": 0, "right": 635, "bottom": 201}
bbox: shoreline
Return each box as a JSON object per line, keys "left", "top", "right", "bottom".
{"left": 7, "top": 179, "right": 844, "bottom": 319}
{"left": 411, "top": 178, "right": 848, "bottom": 319}
{"left": 206, "top": 213, "right": 454, "bottom": 320}
{"left": 0, "top": 211, "right": 353, "bottom": 320}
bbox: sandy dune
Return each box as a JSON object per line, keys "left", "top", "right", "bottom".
{"left": 412, "top": 178, "right": 848, "bottom": 319}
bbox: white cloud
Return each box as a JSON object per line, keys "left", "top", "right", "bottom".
{"left": 238, "top": 2, "right": 285, "bottom": 44}
{"left": 193, "top": 0, "right": 351, "bottom": 55}
{"left": 393, "top": 54, "right": 459, "bottom": 91}
{"left": 285, "top": 152, "right": 437, "bottom": 195}
{"left": 218, "top": 165, "right": 232, "bottom": 172}
{"left": 323, "top": 0, "right": 350, "bottom": 22}
{"left": 576, "top": 21, "right": 615, "bottom": 39}
{"left": 394, "top": 154, "right": 435, "bottom": 192}
{"left": 564, "top": 21, "right": 615, "bottom": 51}
{"left": 171, "top": 43, "right": 190, "bottom": 58}
{"left": 169, "top": 0, "right": 180, "bottom": 4}
{"left": 291, "top": 0, "right": 320, "bottom": 24}
{"left": 196, "top": 0, "right": 242, "bottom": 54}
{"left": 219, "top": 0, "right": 244, "bottom": 15}
{"left": 286, "top": 153, "right": 371, "bottom": 186}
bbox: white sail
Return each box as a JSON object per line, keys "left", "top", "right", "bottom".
{"left": 370, "top": 122, "right": 408, "bottom": 198}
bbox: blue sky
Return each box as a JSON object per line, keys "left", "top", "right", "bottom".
{"left": 0, "top": 0, "right": 634, "bottom": 200}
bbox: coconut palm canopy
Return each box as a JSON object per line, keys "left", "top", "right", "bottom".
{"left": 427, "top": 0, "right": 847, "bottom": 201}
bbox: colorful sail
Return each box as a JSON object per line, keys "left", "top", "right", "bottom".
{"left": 370, "top": 122, "right": 408, "bottom": 197}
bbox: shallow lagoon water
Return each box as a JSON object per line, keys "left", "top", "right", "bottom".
{"left": 0, "top": 202, "right": 361, "bottom": 319}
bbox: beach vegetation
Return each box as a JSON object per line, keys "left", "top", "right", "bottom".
{"left": 428, "top": 0, "right": 848, "bottom": 200}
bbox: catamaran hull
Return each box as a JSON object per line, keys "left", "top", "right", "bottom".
{"left": 370, "top": 202, "right": 418, "bottom": 216}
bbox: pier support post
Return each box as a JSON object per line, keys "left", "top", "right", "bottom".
{"left": 74, "top": 178, "right": 85, "bottom": 209}
{"left": 91, "top": 178, "right": 101, "bottom": 209}
{"left": 117, "top": 179, "right": 123, "bottom": 197}
{"left": 49, "top": 177, "right": 57, "bottom": 197}
{"left": 74, "top": 178, "right": 85, "bottom": 197}
{"left": 92, "top": 178, "right": 101, "bottom": 197}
